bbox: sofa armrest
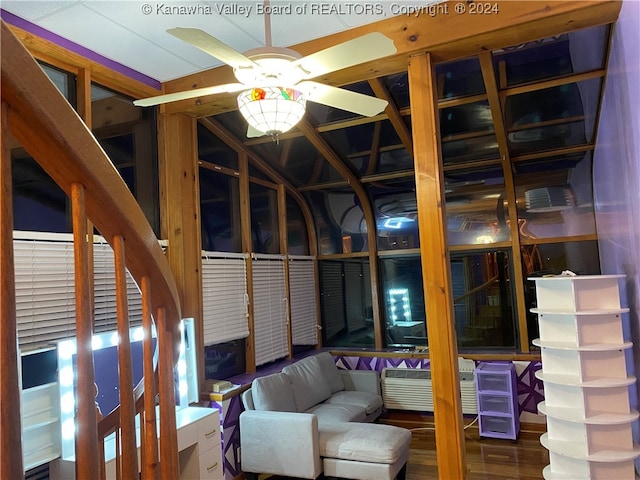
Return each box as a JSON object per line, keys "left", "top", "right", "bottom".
{"left": 239, "top": 410, "right": 322, "bottom": 478}
{"left": 340, "top": 369, "right": 381, "bottom": 395}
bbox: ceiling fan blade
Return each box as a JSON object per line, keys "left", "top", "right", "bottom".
{"left": 301, "top": 82, "right": 388, "bottom": 117}
{"left": 167, "top": 27, "right": 260, "bottom": 70}
{"left": 290, "top": 32, "right": 396, "bottom": 80}
{"left": 133, "top": 83, "right": 246, "bottom": 107}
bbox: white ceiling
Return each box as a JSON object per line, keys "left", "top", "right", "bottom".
{"left": 2, "top": 0, "right": 399, "bottom": 83}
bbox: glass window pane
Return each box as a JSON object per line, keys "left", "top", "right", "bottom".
{"left": 199, "top": 168, "right": 241, "bottom": 253}
{"left": 370, "top": 179, "right": 419, "bottom": 251}
{"left": 380, "top": 256, "right": 427, "bottom": 347}
{"left": 306, "top": 189, "right": 368, "bottom": 255}
{"left": 440, "top": 101, "right": 493, "bottom": 138}
{"left": 446, "top": 171, "right": 511, "bottom": 247}
{"left": 515, "top": 151, "right": 596, "bottom": 240}
{"left": 319, "top": 259, "right": 373, "bottom": 348}
{"left": 92, "top": 83, "right": 159, "bottom": 234}
{"left": 522, "top": 240, "right": 600, "bottom": 345}
{"left": 493, "top": 24, "right": 610, "bottom": 88}
{"left": 198, "top": 122, "right": 238, "bottom": 170}
{"left": 13, "top": 154, "right": 70, "bottom": 233}
{"left": 442, "top": 134, "right": 499, "bottom": 165}
{"left": 38, "top": 61, "right": 76, "bottom": 107}
{"left": 250, "top": 183, "right": 279, "bottom": 254}
{"left": 287, "top": 195, "right": 309, "bottom": 255}
{"left": 436, "top": 57, "right": 485, "bottom": 100}
{"left": 451, "top": 250, "right": 516, "bottom": 350}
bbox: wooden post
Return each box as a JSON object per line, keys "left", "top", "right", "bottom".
{"left": 140, "top": 276, "right": 159, "bottom": 480}
{"left": 113, "top": 235, "right": 138, "bottom": 478}
{"left": 157, "top": 112, "right": 204, "bottom": 383}
{"left": 71, "top": 182, "right": 100, "bottom": 480}
{"left": 408, "top": 52, "right": 466, "bottom": 479}
{"left": 157, "top": 307, "right": 179, "bottom": 480}
{"left": 0, "top": 100, "right": 24, "bottom": 480}
{"left": 238, "top": 152, "right": 256, "bottom": 372}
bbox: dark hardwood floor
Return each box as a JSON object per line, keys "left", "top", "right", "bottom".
{"left": 260, "top": 416, "right": 549, "bottom": 480}
{"left": 405, "top": 425, "right": 548, "bottom": 479}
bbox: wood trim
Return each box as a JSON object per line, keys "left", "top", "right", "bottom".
{"left": 162, "top": 0, "right": 621, "bottom": 117}
{"left": 8, "top": 24, "right": 160, "bottom": 100}
{"left": 438, "top": 93, "right": 489, "bottom": 109}
{"left": 278, "top": 184, "right": 294, "bottom": 357}
{"left": 520, "top": 234, "right": 598, "bottom": 246}
{"left": 239, "top": 153, "right": 256, "bottom": 372}
{"left": 0, "top": 99, "right": 24, "bottom": 479}
{"left": 409, "top": 51, "right": 466, "bottom": 479}
{"left": 157, "top": 307, "right": 179, "bottom": 480}
{"left": 369, "top": 77, "right": 413, "bottom": 157}
{"left": 157, "top": 112, "right": 204, "bottom": 384}
{"left": 479, "top": 51, "right": 529, "bottom": 352}
{"left": 502, "top": 68, "right": 606, "bottom": 98}
{"left": 511, "top": 143, "right": 594, "bottom": 163}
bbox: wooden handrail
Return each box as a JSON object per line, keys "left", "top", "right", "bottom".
{"left": 1, "top": 20, "right": 182, "bottom": 479}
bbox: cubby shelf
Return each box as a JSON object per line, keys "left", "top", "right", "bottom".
{"left": 530, "top": 274, "right": 640, "bottom": 479}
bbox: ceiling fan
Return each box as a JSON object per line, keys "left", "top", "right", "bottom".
{"left": 133, "top": 6, "right": 397, "bottom": 138}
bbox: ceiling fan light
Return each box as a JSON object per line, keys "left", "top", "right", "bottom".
{"left": 237, "top": 87, "right": 306, "bottom": 136}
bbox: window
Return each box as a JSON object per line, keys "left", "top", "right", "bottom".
{"left": 14, "top": 233, "right": 143, "bottom": 352}
{"left": 380, "top": 255, "right": 427, "bottom": 347}
{"left": 91, "top": 83, "right": 159, "bottom": 234}
{"left": 451, "top": 250, "right": 516, "bottom": 350}
{"left": 252, "top": 255, "right": 288, "bottom": 365}
{"left": 319, "top": 259, "right": 373, "bottom": 348}
{"left": 289, "top": 256, "right": 318, "bottom": 346}
{"left": 201, "top": 252, "right": 249, "bottom": 346}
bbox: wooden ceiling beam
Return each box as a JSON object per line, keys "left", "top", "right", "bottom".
{"left": 368, "top": 78, "right": 413, "bottom": 157}
{"left": 161, "top": 0, "right": 620, "bottom": 116}
{"left": 478, "top": 51, "right": 529, "bottom": 352}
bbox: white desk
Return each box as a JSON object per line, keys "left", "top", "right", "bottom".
{"left": 51, "top": 406, "right": 223, "bottom": 480}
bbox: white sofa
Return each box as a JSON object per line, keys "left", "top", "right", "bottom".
{"left": 239, "top": 352, "right": 411, "bottom": 480}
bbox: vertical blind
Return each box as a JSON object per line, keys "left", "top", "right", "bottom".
{"left": 252, "top": 254, "right": 288, "bottom": 366}
{"left": 288, "top": 256, "right": 318, "bottom": 345}
{"left": 345, "top": 261, "right": 366, "bottom": 332}
{"left": 201, "top": 251, "right": 249, "bottom": 346}
{"left": 319, "top": 261, "right": 345, "bottom": 340}
{"left": 14, "top": 234, "right": 143, "bottom": 352}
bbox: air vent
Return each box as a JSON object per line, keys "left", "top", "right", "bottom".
{"left": 381, "top": 357, "right": 478, "bottom": 414}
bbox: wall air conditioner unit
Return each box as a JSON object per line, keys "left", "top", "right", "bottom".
{"left": 381, "top": 357, "right": 478, "bottom": 415}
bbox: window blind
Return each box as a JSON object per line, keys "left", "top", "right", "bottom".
{"left": 14, "top": 234, "right": 143, "bottom": 352}
{"left": 201, "top": 252, "right": 249, "bottom": 346}
{"left": 252, "top": 255, "right": 288, "bottom": 366}
{"left": 288, "top": 256, "right": 318, "bottom": 345}
{"left": 345, "top": 261, "right": 366, "bottom": 332}
{"left": 319, "top": 261, "right": 345, "bottom": 340}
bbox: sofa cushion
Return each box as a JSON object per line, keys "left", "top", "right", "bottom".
{"left": 251, "top": 373, "right": 296, "bottom": 412}
{"left": 324, "top": 390, "right": 383, "bottom": 415}
{"left": 318, "top": 423, "right": 412, "bottom": 464}
{"left": 314, "top": 352, "right": 345, "bottom": 394}
{"left": 283, "top": 356, "right": 332, "bottom": 412}
{"left": 306, "top": 403, "right": 366, "bottom": 425}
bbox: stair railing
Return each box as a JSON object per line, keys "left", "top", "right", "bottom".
{"left": 1, "top": 20, "right": 182, "bottom": 480}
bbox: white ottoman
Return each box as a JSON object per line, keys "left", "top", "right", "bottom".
{"left": 319, "top": 422, "right": 412, "bottom": 480}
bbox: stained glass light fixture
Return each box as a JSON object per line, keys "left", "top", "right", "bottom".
{"left": 237, "top": 87, "right": 306, "bottom": 137}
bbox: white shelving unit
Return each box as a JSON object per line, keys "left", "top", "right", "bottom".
{"left": 530, "top": 274, "right": 640, "bottom": 479}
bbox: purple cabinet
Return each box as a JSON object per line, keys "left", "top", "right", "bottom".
{"left": 475, "top": 362, "right": 519, "bottom": 440}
